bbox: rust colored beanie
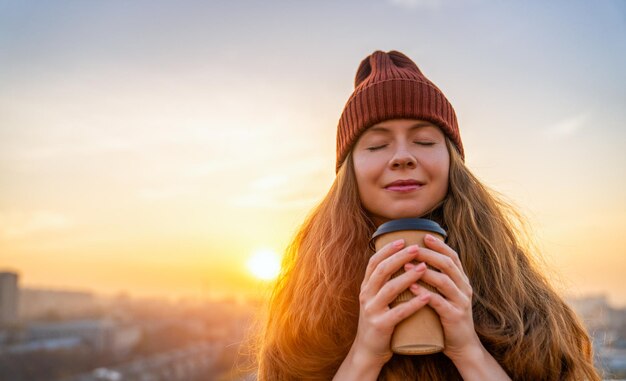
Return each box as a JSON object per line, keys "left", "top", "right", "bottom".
{"left": 336, "top": 50, "right": 464, "bottom": 172}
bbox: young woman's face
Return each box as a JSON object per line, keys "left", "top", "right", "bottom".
{"left": 352, "top": 119, "right": 450, "bottom": 225}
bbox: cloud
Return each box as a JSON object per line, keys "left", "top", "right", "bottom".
{"left": 230, "top": 156, "right": 330, "bottom": 210}
{"left": 388, "top": 0, "right": 444, "bottom": 10}
{"left": 251, "top": 174, "right": 289, "bottom": 191}
{"left": 387, "top": 0, "right": 485, "bottom": 10}
{"left": 231, "top": 193, "right": 320, "bottom": 210}
{"left": 542, "top": 112, "right": 590, "bottom": 139}
{"left": 136, "top": 185, "right": 195, "bottom": 202}
{"left": 1, "top": 138, "right": 138, "bottom": 162}
{"left": 0, "top": 210, "right": 74, "bottom": 239}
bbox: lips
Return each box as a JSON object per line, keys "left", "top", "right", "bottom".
{"left": 385, "top": 179, "right": 424, "bottom": 192}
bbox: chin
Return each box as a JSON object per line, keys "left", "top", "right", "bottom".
{"left": 376, "top": 208, "right": 429, "bottom": 222}
{"left": 386, "top": 208, "right": 428, "bottom": 220}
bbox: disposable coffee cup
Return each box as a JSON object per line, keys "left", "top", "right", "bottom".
{"left": 371, "top": 218, "right": 447, "bottom": 355}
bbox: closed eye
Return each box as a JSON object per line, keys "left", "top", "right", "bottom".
{"left": 366, "top": 144, "right": 387, "bottom": 151}
{"left": 414, "top": 141, "right": 435, "bottom": 146}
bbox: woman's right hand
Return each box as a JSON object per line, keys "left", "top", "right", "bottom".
{"left": 351, "top": 238, "right": 430, "bottom": 367}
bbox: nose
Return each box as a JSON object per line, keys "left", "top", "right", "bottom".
{"left": 389, "top": 145, "right": 417, "bottom": 169}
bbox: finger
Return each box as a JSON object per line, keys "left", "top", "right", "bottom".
{"left": 418, "top": 268, "right": 467, "bottom": 304}
{"left": 423, "top": 234, "right": 464, "bottom": 272}
{"left": 367, "top": 245, "right": 420, "bottom": 294}
{"left": 384, "top": 292, "right": 430, "bottom": 326}
{"left": 363, "top": 239, "right": 405, "bottom": 286}
{"left": 411, "top": 284, "right": 471, "bottom": 321}
{"left": 372, "top": 262, "right": 427, "bottom": 309}
{"left": 410, "top": 287, "right": 454, "bottom": 319}
{"left": 414, "top": 246, "right": 469, "bottom": 292}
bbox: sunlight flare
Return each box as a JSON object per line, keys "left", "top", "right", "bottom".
{"left": 246, "top": 249, "right": 281, "bottom": 281}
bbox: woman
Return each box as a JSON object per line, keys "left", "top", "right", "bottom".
{"left": 256, "top": 50, "right": 600, "bottom": 380}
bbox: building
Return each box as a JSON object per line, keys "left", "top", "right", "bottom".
{"left": 19, "top": 287, "right": 97, "bottom": 320}
{"left": 0, "top": 271, "right": 19, "bottom": 326}
{"left": 24, "top": 318, "right": 141, "bottom": 355}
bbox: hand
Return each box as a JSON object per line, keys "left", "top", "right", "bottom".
{"left": 405, "top": 234, "right": 481, "bottom": 363}
{"left": 351, "top": 239, "right": 431, "bottom": 368}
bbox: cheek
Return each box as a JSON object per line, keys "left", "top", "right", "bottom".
{"left": 423, "top": 152, "right": 450, "bottom": 186}
{"left": 354, "top": 169, "right": 374, "bottom": 202}
{"left": 353, "top": 154, "right": 377, "bottom": 183}
{"left": 435, "top": 159, "right": 450, "bottom": 193}
{"left": 353, "top": 158, "right": 379, "bottom": 206}
{"left": 352, "top": 157, "right": 367, "bottom": 195}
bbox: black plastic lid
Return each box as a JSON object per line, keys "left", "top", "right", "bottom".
{"left": 371, "top": 218, "right": 447, "bottom": 241}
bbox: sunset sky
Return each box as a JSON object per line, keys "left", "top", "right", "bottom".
{"left": 1, "top": 1, "right": 625, "bottom": 305}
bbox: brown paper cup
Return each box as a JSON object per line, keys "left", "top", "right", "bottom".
{"left": 371, "top": 218, "right": 446, "bottom": 355}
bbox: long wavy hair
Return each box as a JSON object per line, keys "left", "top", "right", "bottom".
{"left": 254, "top": 138, "right": 601, "bottom": 380}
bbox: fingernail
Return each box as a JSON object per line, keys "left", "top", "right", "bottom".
{"left": 425, "top": 234, "right": 435, "bottom": 241}
{"left": 404, "top": 263, "right": 415, "bottom": 270}
{"left": 407, "top": 245, "right": 419, "bottom": 253}
{"left": 393, "top": 239, "right": 404, "bottom": 247}
{"left": 415, "top": 262, "right": 426, "bottom": 272}
{"left": 410, "top": 283, "right": 419, "bottom": 291}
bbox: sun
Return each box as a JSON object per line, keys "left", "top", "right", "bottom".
{"left": 246, "top": 249, "right": 282, "bottom": 281}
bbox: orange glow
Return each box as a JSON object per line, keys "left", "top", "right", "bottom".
{"left": 246, "top": 249, "right": 282, "bottom": 281}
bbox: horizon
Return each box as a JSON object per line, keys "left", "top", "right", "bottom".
{"left": 4, "top": 268, "right": 626, "bottom": 309}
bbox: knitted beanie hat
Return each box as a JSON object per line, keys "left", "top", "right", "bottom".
{"left": 336, "top": 50, "right": 464, "bottom": 172}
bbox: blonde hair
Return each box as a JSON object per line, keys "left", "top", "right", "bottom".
{"left": 254, "top": 139, "right": 601, "bottom": 380}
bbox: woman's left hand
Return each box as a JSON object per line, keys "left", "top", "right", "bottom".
{"left": 406, "top": 234, "right": 512, "bottom": 380}
{"left": 404, "top": 233, "right": 481, "bottom": 363}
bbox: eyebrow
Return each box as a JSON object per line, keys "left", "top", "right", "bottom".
{"left": 367, "top": 121, "right": 434, "bottom": 133}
